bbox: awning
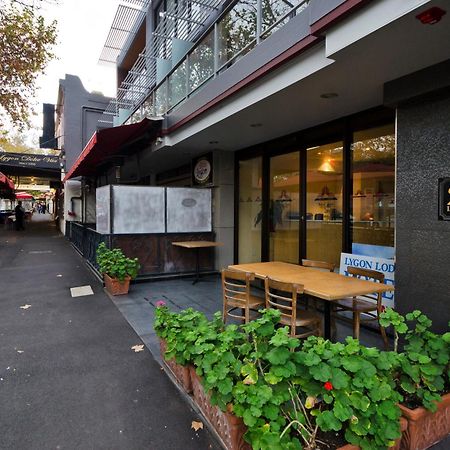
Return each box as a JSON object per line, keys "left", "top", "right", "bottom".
{"left": 15, "top": 192, "right": 34, "bottom": 200}
{"left": 0, "top": 172, "right": 15, "bottom": 190}
{"left": 63, "top": 118, "right": 162, "bottom": 181}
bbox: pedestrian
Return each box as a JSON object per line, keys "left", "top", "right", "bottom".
{"left": 15, "top": 201, "right": 25, "bottom": 231}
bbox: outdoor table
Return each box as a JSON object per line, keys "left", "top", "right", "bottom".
{"left": 228, "top": 261, "right": 394, "bottom": 339}
{"left": 172, "top": 241, "right": 223, "bottom": 284}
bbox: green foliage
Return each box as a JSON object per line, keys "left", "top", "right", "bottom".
{"left": 380, "top": 308, "right": 450, "bottom": 412}
{"left": 0, "top": 0, "right": 58, "bottom": 130}
{"left": 154, "top": 307, "right": 449, "bottom": 449}
{"left": 96, "top": 242, "right": 140, "bottom": 282}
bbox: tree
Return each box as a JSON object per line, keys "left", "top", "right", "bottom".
{"left": 0, "top": 0, "right": 57, "bottom": 131}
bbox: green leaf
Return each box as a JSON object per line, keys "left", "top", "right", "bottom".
{"left": 316, "top": 410, "right": 342, "bottom": 431}
{"left": 330, "top": 367, "right": 350, "bottom": 389}
{"left": 310, "top": 362, "right": 332, "bottom": 382}
{"left": 265, "top": 347, "right": 291, "bottom": 365}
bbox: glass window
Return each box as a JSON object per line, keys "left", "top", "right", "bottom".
{"left": 261, "top": 0, "right": 307, "bottom": 39}
{"left": 351, "top": 124, "right": 395, "bottom": 258}
{"left": 155, "top": 80, "right": 168, "bottom": 115}
{"left": 218, "top": 0, "right": 257, "bottom": 69}
{"left": 188, "top": 31, "right": 214, "bottom": 92}
{"left": 142, "top": 93, "right": 155, "bottom": 118}
{"left": 306, "top": 142, "right": 343, "bottom": 268}
{"left": 168, "top": 60, "right": 187, "bottom": 109}
{"left": 269, "top": 151, "right": 300, "bottom": 263}
{"left": 239, "top": 157, "right": 262, "bottom": 263}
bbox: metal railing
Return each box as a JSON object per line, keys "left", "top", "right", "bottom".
{"left": 67, "top": 222, "right": 109, "bottom": 275}
{"left": 103, "top": 0, "right": 310, "bottom": 124}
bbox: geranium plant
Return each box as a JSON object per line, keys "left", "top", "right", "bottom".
{"left": 96, "top": 242, "right": 140, "bottom": 282}
{"left": 380, "top": 308, "right": 450, "bottom": 411}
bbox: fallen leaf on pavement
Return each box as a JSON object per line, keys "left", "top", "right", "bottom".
{"left": 131, "top": 344, "right": 144, "bottom": 353}
{"left": 191, "top": 421, "right": 203, "bottom": 431}
{"left": 20, "top": 305, "right": 32, "bottom": 310}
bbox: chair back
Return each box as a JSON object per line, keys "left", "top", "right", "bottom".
{"left": 264, "top": 277, "right": 303, "bottom": 327}
{"left": 347, "top": 266, "right": 384, "bottom": 306}
{"left": 222, "top": 269, "right": 255, "bottom": 307}
{"left": 302, "top": 259, "right": 335, "bottom": 272}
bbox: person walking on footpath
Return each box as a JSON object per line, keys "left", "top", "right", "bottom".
{"left": 15, "top": 201, "right": 25, "bottom": 231}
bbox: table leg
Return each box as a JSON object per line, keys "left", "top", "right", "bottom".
{"left": 324, "top": 302, "right": 331, "bottom": 340}
{"left": 192, "top": 247, "right": 200, "bottom": 285}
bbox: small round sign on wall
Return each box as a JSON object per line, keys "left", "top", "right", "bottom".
{"left": 193, "top": 158, "right": 211, "bottom": 184}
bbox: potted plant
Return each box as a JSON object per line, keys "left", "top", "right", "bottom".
{"left": 96, "top": 242, "right": 140, "bottom": 295}
{"left": 380, "top": 309, "right": 450, "bottom": 450}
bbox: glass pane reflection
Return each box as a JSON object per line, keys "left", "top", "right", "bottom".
{"left": 306, "top": 142, "right": 343, "bottom": 268}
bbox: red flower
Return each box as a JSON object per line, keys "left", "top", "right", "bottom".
{"left": 324, "top": 381, "right": 333, "bottom": 391}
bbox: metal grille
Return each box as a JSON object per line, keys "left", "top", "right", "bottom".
{"left": 99, "top": 2, "right": 150, "bottom": 64}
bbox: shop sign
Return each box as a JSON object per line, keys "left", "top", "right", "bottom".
{"left": 340, "top": 253, "right": 395, "bottom": 308}
{"left": 0, "top": 152, "right": 59, "bottom": 170}
{"left": 192, "top": 153, "right": 213, "bottom": 186}
{"left": 438, "top": 177, "right": 450, "bottom": 221}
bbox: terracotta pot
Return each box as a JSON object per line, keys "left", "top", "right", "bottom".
{"left": 190, "top": 367, "right": 251, "bottom": 450}
{"left": 104, "top": 273, "right": 131, "bottom": 295}
{"left": 399, "top": 392, "right": 450, "bottom": 450}
{"left": 159, "top": 339, "right": 192, "bottom": 393}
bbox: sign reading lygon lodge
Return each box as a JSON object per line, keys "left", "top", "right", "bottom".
{"left": 0, "top": 152, "right": 59, "bottom": 170}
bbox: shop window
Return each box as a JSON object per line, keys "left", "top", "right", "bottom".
{"left": 269, "top": 151, "right": 300, "bottom": 263}
{"left": 238, "top": 157, "right": 262, "bottom": 263}
{"left": 351, "top": 124, "right": 395, "bottom": 259}
{"left": 306, "top": 142, "right": 343, "bottom": 268}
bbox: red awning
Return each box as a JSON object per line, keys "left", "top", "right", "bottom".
{"left": 15, "top": 192, "right": 34, "bottom": 200}
{"left": 63, "top": 118, "right": 162, "bottom": 181}
{"left": 0, "top": 172, "right": 15, "bottom": 190}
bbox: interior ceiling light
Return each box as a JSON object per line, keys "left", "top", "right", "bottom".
{"left": 416, "top": 7, "right": 446, "bottom": 25}
{"left": 320, "top": 93, "right": 338, "bottom": 99}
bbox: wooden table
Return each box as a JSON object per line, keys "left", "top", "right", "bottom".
{"left": 228, "top": 261, "right": 394, "bottom": 339}
{"left": 172, "top": 241, "right": 223, "bottom": 284}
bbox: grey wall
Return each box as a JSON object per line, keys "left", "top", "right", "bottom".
{"left": 395, "top": 94, "right": 450, "bottom": 333}
{"left": 60, "top": 75, "right": 113, "bottom": 171}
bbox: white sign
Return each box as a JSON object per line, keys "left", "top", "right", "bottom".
{"left": 339, "top": 253, "right": 395, "bottom": 308}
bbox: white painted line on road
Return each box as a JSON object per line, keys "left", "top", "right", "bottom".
{"left": 29, "top": 250, "right": 53, "bottom": 254}
{"left": 70, "top": 286, "right": 94, "bottom": 297}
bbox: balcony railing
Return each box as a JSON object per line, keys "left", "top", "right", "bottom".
{"left": 102, "top": 0, "right": 309, "bottom": 125}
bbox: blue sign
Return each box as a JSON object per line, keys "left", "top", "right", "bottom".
{"left": 340, "top": 252, "right": 395, "bottom": 308}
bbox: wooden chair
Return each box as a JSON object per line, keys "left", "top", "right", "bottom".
{"left": 222, "top": 269, "right": 265, "bottom": 324}
{"left": 301, "top": 259, "right": 335, "bottom": 310}
{"left": 333, "top": 266, "right": 388, "bottom": 348}
{"left": 264, "top": 277, "right": 322, "bottom": 338}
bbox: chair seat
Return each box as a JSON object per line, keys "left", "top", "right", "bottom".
{"left": 334, "top": 297, "right": 378, "bottom": 312}
{"left": 226, "top": 293, "right": 265, "bottom": 309}
{"left": 279, "top": 309, "right": 322, "bottom": 327}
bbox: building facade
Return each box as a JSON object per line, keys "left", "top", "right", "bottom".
{"left": 56, "top": 74, "right": 112, "bottom": 231}
{"left": 67, "top": 0, "right": 450, "bottom": 331}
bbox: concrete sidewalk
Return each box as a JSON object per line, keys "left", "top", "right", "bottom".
{"left": 0, "top": 216, "right": 219, "bottom": 450}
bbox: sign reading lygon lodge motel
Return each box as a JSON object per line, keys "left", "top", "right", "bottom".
{"left": 0, "top": 152, "right": 59, "bottom": 170}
